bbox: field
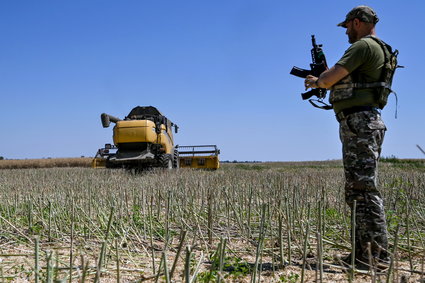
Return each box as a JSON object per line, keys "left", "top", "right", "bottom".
{"left": 0, "top": 159, "right": 424, "bottom": 282}
{"left": 0, "top": 158, "right": 92, "bottom": 169}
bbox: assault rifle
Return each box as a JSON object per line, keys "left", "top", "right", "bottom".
{"left": 290, "top": 35, "right": 328, "bottom": 101}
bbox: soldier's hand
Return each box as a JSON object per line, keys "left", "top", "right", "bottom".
{"left": 304, "top": 75, "right": 318, "bottom": 90}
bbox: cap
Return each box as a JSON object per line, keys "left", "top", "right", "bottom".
{"left": 337, "top": 6, "right": 379, "bottom": 28}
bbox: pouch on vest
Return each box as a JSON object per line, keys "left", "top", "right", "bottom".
{"left": 329, "top": 75, "right": 354, "bottom": 104}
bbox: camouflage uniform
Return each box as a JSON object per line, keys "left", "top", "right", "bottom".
{"left": 330, "top": 6, "right": 393, "bottom": 266}
{"left": 339, "top": 109, "right": 389, "bottom": 263}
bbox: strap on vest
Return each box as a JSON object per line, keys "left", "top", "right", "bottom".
{"left": 331, "top": 82, "right": 390, "bottom": 90}
{"left": 393, "top": 90, "right": 398, "bottom": 119}
{"left": 331, "top": 82, "right": 398, "bottom": 118}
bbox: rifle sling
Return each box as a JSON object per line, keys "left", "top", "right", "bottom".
{"left": 308, "top": 99, "right": 333, "bottom": 110}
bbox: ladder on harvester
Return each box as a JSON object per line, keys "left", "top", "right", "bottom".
{"left": 91, "top": 144, "right": 118, "bottom": 168}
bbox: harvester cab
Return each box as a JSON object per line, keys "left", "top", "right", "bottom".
{"left": 92, "top": 106, "right": 220, "bottom": 170}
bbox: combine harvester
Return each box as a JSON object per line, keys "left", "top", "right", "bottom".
{"left": 92, "top": 106, "right": 220, "bottom": 170}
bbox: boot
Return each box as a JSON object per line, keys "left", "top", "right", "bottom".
{"left": 348, "top": 191, "right": 390, "bottom": 270}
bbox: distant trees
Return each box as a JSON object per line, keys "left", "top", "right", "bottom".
{"left": 0, "top": 156, "right": 4, "bottom": 160}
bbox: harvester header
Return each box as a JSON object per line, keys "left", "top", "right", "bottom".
{"left": 177, "top": 145, "right": 220, "bottom": 169}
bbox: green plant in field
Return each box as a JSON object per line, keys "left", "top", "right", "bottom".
{"left": 381, "top": 155, "right": 425, "bottom": 169}
{"left": 381, "top": 155, "right": 400, "bottom": 163}
{"left": 30, "top": 222, "right": 45, "bottom": 235}
{"left": 222, "top": 256, "right": 251, "bottom": 277}
{"left": 324, "top": 207, "right": 346, "bottom": 224}
{"left": 198, "top": 255, "right": 251, "bottom": 282}
{"left": 279, "top": 272, "right": 299, "bottom": 282}
{"left": 384, "top": 177, "right": 415, "bottom": 232}
{"left": 198, "top": 244, "right": 251, "bottom": 282}
{"left": 385, "top": 177, "right": 412, "bottom": 191}
{"left": 131, "top": 204, "right": 145, "bottom": 229}
{"left": 386, "top": 209, "right": 402, "bottom": 231}
{"left": 324, "top": 207, "right": 340, "bottom": 218}
{"left": 198, "top": 270, "right": 217, "bottom": 282}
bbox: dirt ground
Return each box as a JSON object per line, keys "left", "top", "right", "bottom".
{"left": 1, "top": 240, "right": 424, "bottom": 282}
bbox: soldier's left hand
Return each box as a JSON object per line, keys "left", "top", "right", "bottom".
{"left": 304, "top": 75, "right": 318, "bottom": 90}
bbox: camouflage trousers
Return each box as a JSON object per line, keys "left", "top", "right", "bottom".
{"left": 339, "top": 109, "right": 389, "bottom": 261}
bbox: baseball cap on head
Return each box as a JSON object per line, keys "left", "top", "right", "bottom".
{"left": 337, "top": 5, "right": 379, "bottom": 28}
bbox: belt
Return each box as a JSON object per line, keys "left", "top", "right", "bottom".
{"left": 336, "top": 106, "right": 378, "bottom": 122}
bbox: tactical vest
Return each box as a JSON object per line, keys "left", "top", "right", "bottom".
{"left": 329, "top": 36, "right": 399, "bottom": 109}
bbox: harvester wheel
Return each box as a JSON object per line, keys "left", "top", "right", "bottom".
{"left": 173, "top": 149, "right": 179, "bottom": 169}
{"left": 159, "top": 154, "right": 173, "bottom": 169}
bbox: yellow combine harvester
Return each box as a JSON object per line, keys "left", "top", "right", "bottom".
{"left": 92, "top": 106, "right": 220, "bottom": 170}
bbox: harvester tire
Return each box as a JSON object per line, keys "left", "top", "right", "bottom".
{"left": 173, "top": 149, "right": 179, "bottom": 169}
{"left": 159, "top": 154, "right": 173, "bottom": 169}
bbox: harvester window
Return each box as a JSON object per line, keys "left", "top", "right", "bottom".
{"left": 198, "top": 158, "right": 206, "bottom": 166}
{"left": 184, "top": 159, "right": 192, "bottom": 166}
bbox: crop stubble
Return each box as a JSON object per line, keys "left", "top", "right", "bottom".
{"left": 0, "top": 161, "right": 424, "bottom": 282}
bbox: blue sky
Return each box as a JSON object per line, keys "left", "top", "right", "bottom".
{"left": 1, "top": 0, "right": 423, "bottom": 161}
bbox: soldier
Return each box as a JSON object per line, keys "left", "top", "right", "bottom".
{"left": 304, "top": 6, "right": 397, "bottom": 269}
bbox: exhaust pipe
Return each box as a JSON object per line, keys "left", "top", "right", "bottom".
{"left": 101, "top": 113, "right": 121, "bottom": 128}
